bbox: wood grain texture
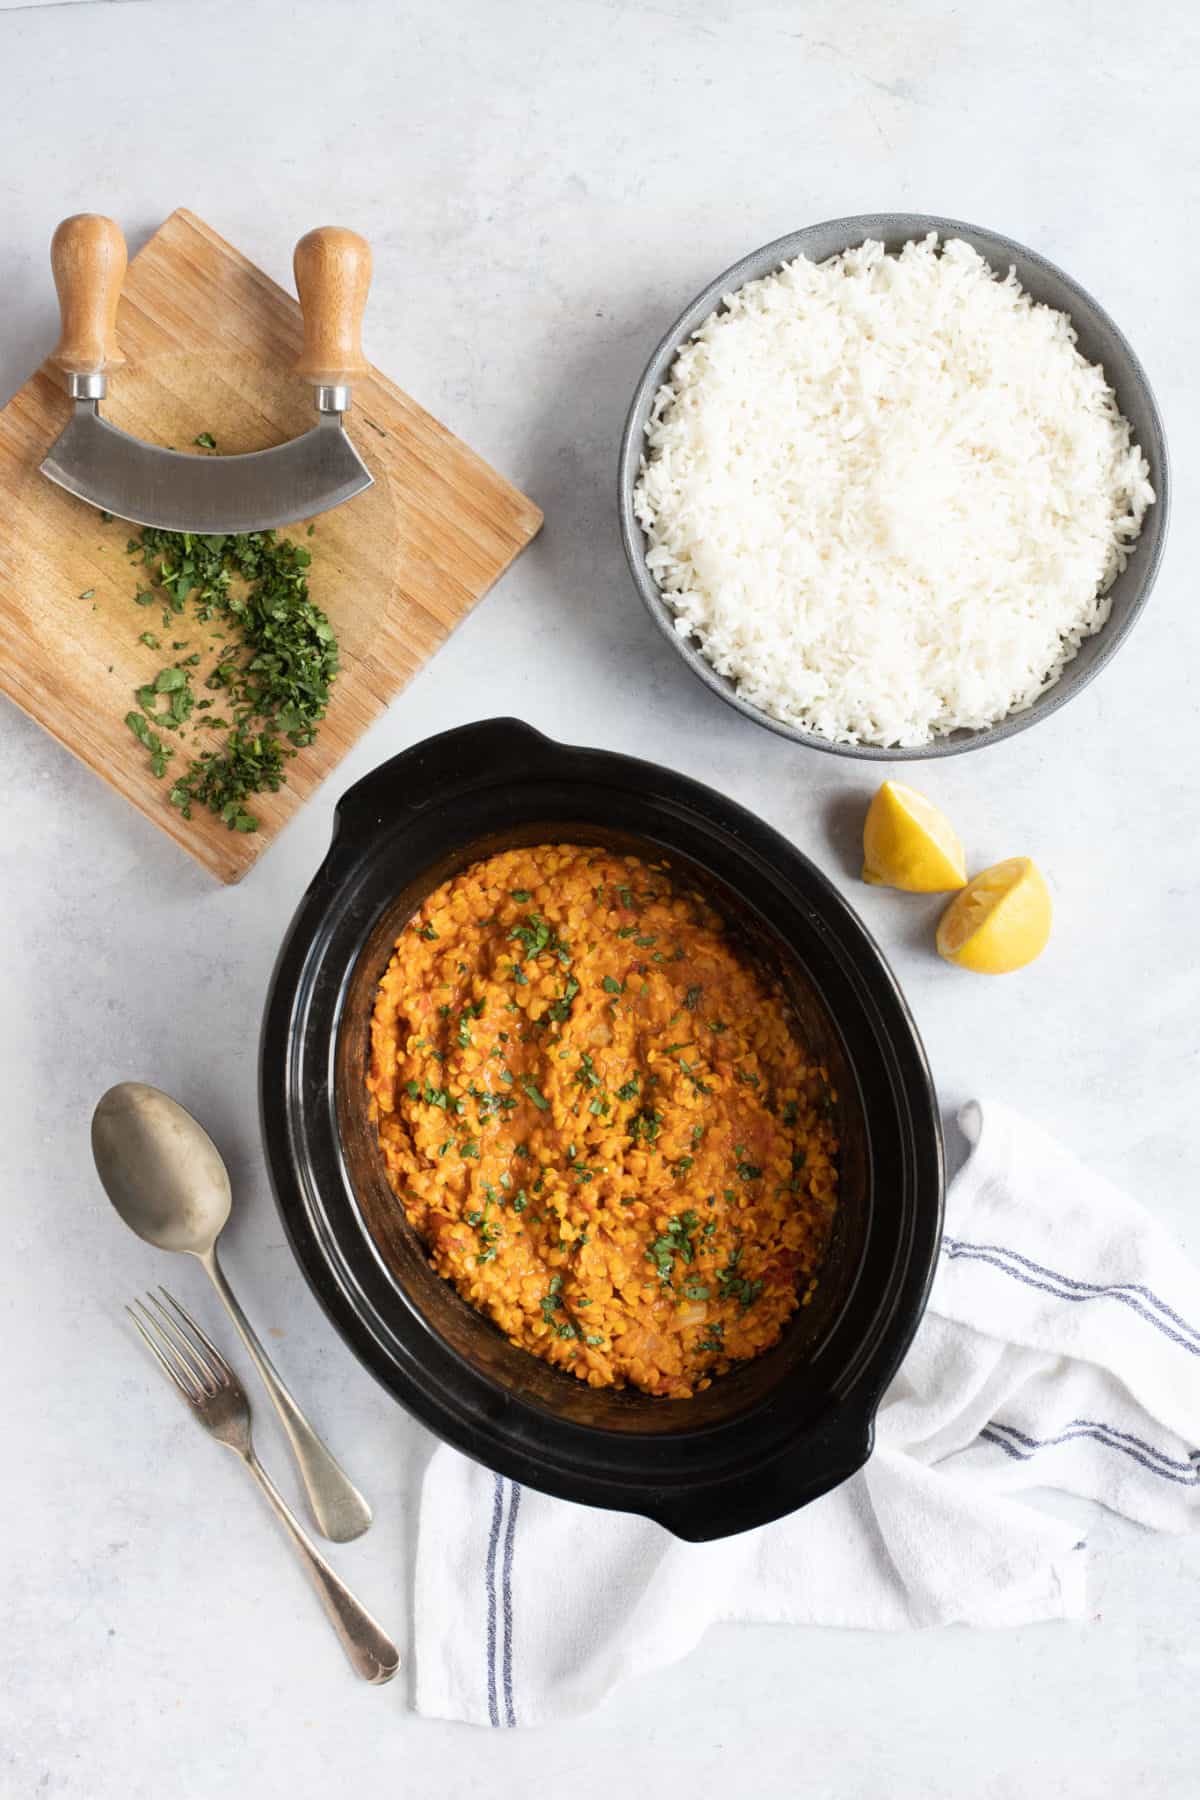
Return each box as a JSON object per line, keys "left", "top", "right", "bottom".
{"left": 293, "top": 226, "right": 372, "bottom": 386}
{"left": 49, "top": 214, "right": 128, "bottom": 377}
{"left": 0, "top": 207, "right": 542, "bottom": 883}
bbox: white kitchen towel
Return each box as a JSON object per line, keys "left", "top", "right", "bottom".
{"left": 413, "top": 1100, "right": 1200, "bottom": 1726}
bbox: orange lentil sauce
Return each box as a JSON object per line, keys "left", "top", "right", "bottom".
{"left": 366, "top": 845, "right": 838, "bottom": 1398}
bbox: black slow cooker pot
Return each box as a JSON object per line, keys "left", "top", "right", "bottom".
{"left": 260, "top": 719, "right": 943, "bottom": 1540}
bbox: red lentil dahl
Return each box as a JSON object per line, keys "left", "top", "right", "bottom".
{"left": 366, "top": 845, "right": 838, "bottom": 1398}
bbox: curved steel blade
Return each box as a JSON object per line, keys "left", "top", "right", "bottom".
{"left": 40, "top": 404, "right": 372, "bottom": 533}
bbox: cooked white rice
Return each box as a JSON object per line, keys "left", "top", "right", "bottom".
{"left": 633, "top": 234, "right": 1155, "bottom": 747}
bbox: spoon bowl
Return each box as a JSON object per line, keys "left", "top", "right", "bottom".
{"left": 92, "top": 1079, "right": 372, "bottom": 1542}
{"left": 92, "top": 1081, "right": 231, "bottom": 1257}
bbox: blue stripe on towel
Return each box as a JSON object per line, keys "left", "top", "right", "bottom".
{"left": 941, "top": 1236, "right": 1200, "bottom": 1357}
{"left": 502, "top": 1483, "right": 521, "bottom": 1727}
{"left": 982, "top": 1420, "right": 1199, "bottom": 1486}
{"left": 484, "top": 1474, "right": 504, "bottom": 1728}
{"left": 997, "top": 1418, "right": 1200, "bottom": 1474}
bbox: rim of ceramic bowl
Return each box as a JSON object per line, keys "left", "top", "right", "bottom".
{"left": 617, "top": 212, "right": 1171, "bottom": 760}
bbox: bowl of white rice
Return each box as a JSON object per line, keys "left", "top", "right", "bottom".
{"left": 619, "top": 215, "right": 1169, "bottom": 757}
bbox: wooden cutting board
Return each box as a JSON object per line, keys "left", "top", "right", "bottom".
{"left": 0, "top": 208, "right": 542, "bottom": 882}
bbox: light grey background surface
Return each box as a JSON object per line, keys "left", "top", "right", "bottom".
{"left": 2, "top": 1, "right": 1197, "bottom": 1795}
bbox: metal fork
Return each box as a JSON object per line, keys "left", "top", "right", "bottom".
{"left": 129, "top": 1289, "right": 399, "bottom": 1685}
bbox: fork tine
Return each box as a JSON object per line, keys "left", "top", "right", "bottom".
{"left": 127, "top": 1301, "right": 204, "bottom": 1403}
{"left": 143, "top": 1291, "right": 219, "bottom": 1395}
{"left": 157, "top": 1287, "right": 237, "bottom": 1389}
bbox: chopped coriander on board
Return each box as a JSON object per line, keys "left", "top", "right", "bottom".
{"left": 112, "top": 516, "right": 338, "bottom": 833}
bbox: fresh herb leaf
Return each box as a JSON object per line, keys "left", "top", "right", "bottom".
{"left": 542, "top": 975, "right": 579, "bottom": 1024}
{"left": 125, "top": 522, "right": 339, "bottom": 831}
{"left": 647, "top": 1210, "right": 700, "bottom": 1283}
{"left": 717, "top": 1244, "right": 764, "bottom": 1312}
{"left": 628, "top": 1108, "right": 663, "bottom": 1146}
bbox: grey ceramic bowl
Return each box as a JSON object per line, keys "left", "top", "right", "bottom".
{"left": 618, "top": 213, "right": 1170, "bottom": 760}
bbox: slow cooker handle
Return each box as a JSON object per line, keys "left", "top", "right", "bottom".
{"left": 325, "top": 717, "right": 563, "bottom": 877}
{"left": 645, "top": 1414, "right": 875, "bottom": 1544}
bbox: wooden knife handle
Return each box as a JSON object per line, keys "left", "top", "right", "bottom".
{"left": 292, "top": 227, "right": 372, "bottom": 390}
{"left": 49, "top": 214, "right": 127, "bottom": 381}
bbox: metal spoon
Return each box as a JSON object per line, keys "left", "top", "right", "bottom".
{"left": 92, "top": 1081, "right": 372, "bottom": 1543}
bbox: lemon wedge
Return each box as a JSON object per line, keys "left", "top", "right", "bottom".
{"left": 862, "top": 781, "right": 967, "bottom": 893}
{"left": 936, "top": 857, "right": 1052, "bottom": 973}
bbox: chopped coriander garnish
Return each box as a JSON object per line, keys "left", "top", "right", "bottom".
{"left": 125, "top": 710, "right": 171, "bottom": 778}
{"left": 647, "top": 1210, "right": 700, "bottom": 1284}
{"left": 193, "top": 432, "right": 217, "bottom": 449}
{"left": 120, "top": 522, "right": 337, "bottom": 831}
{"left": 717, "top": 1244, "right": 764, "bottom": 1312}
{"left": 521, "top": 1078, "right": 550, "bottom": 1111}
{"left": 542, "top": 975, "right": 579, "bottom": 1024}
{"left": 628, "top": 1108, "right": 663, "bottom": 1145}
